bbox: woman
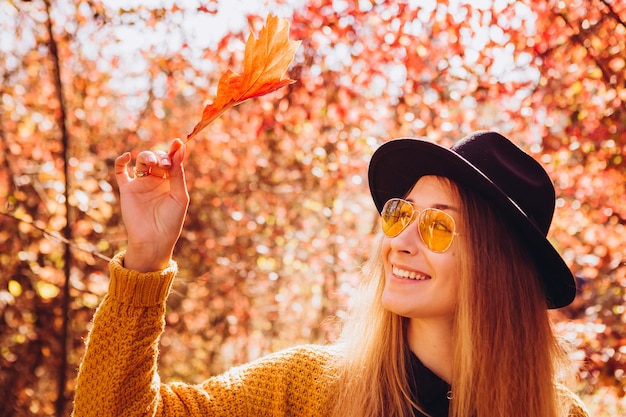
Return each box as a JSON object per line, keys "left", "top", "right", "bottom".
{"left": 73, "top": 130, "right": 589, "bottom": 417}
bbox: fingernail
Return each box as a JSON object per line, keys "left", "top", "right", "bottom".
{"left": 161, "top": 158, "right": 171, "bottom": 167}
{"left": 147, "top": 154, "right": 158, "bottom": 164}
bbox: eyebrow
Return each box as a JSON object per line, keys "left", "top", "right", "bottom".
{"left": 433, "top": 203, "right": 460, "bottom": 212}
{"left": 406, "top": 199, "right": 460, "bottom": 212}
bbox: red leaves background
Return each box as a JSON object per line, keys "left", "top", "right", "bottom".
{"left": 0, "top": 0, "right": 624, "bottom": 415}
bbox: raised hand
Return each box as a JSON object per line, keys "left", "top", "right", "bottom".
{"left": 114, "top": 139, "right": 190, "bottom": 272}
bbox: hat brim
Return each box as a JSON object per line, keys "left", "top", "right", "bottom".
{"left": 368, "top": 138, "right": 576, "bottom": 309}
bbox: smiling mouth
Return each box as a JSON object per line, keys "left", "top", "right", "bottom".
{"left": 392, "top": 266, "right": 431, "bottom": 281}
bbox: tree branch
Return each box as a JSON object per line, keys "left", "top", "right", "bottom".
{"left": 0, "top": 210, "right": 112, "bottom": 263}
{"left": 553, "top": 9, "right": 613, "bottom": 85}
{"left": 43, "top": 1, "right": 73, "bottom": 414}
{"left": 600, "top": 0, "right": 626, "bottom": 28}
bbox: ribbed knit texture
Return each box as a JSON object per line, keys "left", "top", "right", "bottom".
{"left": 72, "top": 252, "right": 338, "bottom": 417}
{"left": 72, "top": 252, "right": 589, "bottom": 417}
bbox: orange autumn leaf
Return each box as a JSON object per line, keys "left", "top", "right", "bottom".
{"left": 186, "top": 14, "right": 301, "bottom": 141}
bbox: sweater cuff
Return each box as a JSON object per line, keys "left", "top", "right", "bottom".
{"left": 108, "top": 251, "right": 178, "bottom": 307}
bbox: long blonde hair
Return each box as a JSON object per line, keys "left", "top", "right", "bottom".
{"left": 328, "top": 179, "right": 573, "bottom": 417}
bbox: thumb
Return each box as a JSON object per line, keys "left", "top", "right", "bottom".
{"left": 168, "top": 138, "right": 189, "bottom": 202}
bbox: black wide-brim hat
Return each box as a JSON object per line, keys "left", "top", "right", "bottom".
{"left": 368, "top": 130, "right": 576, "bottom": 309}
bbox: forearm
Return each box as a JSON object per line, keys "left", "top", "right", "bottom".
{"left": 72, "top": 252, "right": 177, "bottom": 417}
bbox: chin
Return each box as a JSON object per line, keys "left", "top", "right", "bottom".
{"left": 381, "top": 293, "right": 412, "bottom": 317}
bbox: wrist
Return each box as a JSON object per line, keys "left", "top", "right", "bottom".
{"left": 109, "top": 252, "right": 178, "bottom": 306}
{"left": 124, "top": 243, "right": 173, "bottom": 272}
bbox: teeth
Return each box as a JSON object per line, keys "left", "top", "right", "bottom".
{"left": 392, "top": 266, "right": 430, "bottom": 281}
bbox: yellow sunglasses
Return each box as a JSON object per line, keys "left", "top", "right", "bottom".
{"left": 381, "top": 198, "right": 458, "bottom": 253}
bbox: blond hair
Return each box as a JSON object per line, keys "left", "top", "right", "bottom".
{"left": 329, "top": 179, "right": 573, "bottom": 417}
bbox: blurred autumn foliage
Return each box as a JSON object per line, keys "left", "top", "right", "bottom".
{"left": 0, "top": 0, "right": 624, "bottom": 416}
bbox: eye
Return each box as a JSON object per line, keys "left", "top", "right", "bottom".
{"left": 422, "top": 210, "right": 455, "bottom": 234}
{"left": 432, "top": 219, "right": 453, "bottom": 233}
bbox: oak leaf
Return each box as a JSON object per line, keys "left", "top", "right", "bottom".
{"left": 186, "top": 14, "right": 301, "bottom": 141}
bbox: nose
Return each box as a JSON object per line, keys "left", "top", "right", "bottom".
{"left": 388, "top": 217, "right": 422, "bottom": 254}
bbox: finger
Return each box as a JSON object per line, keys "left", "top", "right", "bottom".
{"left": 168, "top": 137, "right": 184, "bottom": 159}
{"left": 168, "top": 138, "right": 185, "bottom": 167}
{"left": 114, "top": 152, "right": 132, "bottom": 186}
{"left": 148, "top": 150, "right": 171, "bottom": 179}
{"left": 168, "top": 139, "right": 189, "bottom": 203}
{"left": 134, "top": 151, "right": 159, "bottom": 177}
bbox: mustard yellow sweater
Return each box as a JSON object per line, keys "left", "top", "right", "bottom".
{"left": 73, "top": 252, "right": 589, "bottom": 417}
{"left": 72, "top": 252, "right": 339, "bottom": 417}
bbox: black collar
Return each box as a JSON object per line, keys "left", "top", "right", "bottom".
{"left": 406, "top": 351, "right": 451, "bottom": 417}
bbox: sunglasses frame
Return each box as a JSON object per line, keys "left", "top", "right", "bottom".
{"left": 381, "top": 198, "right": 459, "bottom": 253}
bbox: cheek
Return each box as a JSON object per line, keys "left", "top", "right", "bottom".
{"left": 381, "top": 237, "right": 392, "bottom": 258}
{"left": 442, "top": 251, "right": 463, "bottom": 292}
{"left": 381, "top": 238, "right": 394, "bottom": 271}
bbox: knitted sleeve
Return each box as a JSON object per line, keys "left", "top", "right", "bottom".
{"left": 72, "top": 252, "right": 336, "bottom": 417}
{"left": 161, "top": 344, "right": 337, "bottom": 416}
{"left": 568, "top": 400, "right": 590, "bottom": 417}
{"left": 557, "top": 384, "right": 590, "bottom": 417}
